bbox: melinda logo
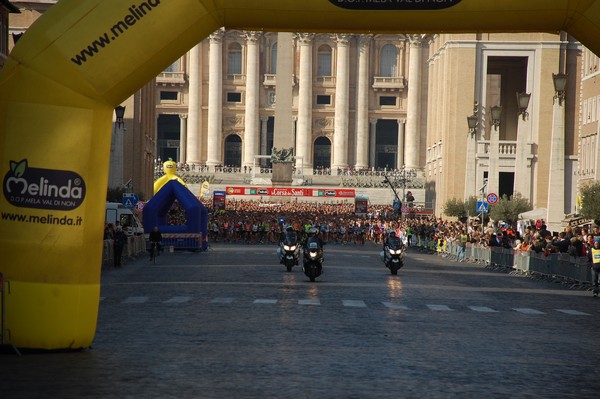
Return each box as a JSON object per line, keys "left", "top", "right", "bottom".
{"left": 329, "top": 0, "right": 462, "bottom": 10}
{"left": 3, "top": 159, "right": 86, "bottom": 210}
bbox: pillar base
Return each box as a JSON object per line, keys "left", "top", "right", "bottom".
{"left": 271, "top": 162, "right": 293, "bottom": 186}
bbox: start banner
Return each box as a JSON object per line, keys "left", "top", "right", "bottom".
{"left": 225, "top": 186, "right": 355, "bottom": 198}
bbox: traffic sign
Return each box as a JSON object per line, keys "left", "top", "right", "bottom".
{"left": 476, "top": 201, "right": 489, "bottom": 213}
{"left": 122, "top": 193, "right": 138, "bottom": 209}
{"left": 486, "top": 192, "right": 499, "bottom": 204}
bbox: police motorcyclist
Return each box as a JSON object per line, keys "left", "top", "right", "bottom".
{"left": 279, "top": 226, "right": 299, "bottom": 264}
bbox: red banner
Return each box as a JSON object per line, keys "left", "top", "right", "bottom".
{"left": 225, "top": 186, "right": 355, "bottom": 198}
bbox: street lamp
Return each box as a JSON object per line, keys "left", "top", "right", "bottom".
{"left": 467, "top": 114, "right": 478, "bottom": 134}
{"left": 115, "top": 105, "right": 126, "bottom": 128}
{"left": 516, "top": 92, "right": 531, "bottom": 121}
{"left": 490, "top": 105, "right": 502, "bottom": 129}
{"left": 552, "top": 73, "right": 567, "bottom": 105}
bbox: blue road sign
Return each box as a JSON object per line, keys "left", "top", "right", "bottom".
{"left": 476, "top": 201, "right": 489, "bottom": 213}
{"left": 122, "top": 193, "right": 139, "bottom": 209}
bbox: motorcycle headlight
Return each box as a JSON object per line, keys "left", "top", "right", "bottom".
{"left": 284, "top": 245, "right": 296, "bottom": 251}
{"left": 389, "top": 249, "right": 403, "bottom": 255}
{"left": 309, "top": 251, "right": 318, "bottom": 258}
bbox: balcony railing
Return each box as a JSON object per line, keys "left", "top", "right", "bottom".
{"left": 315, "top": 76, "right": 336, "bottom": 87}
{"left": 156, "top": 72, "right": 186, "bottom": 84}
{"left": 226, "top": 74, "right": 246, "bottom": 84}
{"left": 477, "top": 140, "right": 518, "bottom": 157}
{"left": 372, "top": 76, "right": 405, "bottom": 90}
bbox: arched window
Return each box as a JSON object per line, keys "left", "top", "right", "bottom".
{"left": 227, "top": 42, "right": 242, "bottom": 75}
{"left": 163, "top": 59, "right": 180, "bottom": 73}
{"left": 380, "top": 44, "right": 397, "bottom": 77}
{"left": 317, "top": 45, "right": 332, "bottom": 77}
{"left": 270, "top": 42, "right": 277, "bottom": 73}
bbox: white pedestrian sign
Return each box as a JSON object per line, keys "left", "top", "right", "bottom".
{"left": 477, "top": 201, "right": 489, "bottom": 213}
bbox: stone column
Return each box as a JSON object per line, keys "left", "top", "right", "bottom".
{"left": 369, "top": 118, "right": 377, "bottom": 168}
{"left": 295, "top": 33, "right": 315, "bottom": 173}
{"left": 355, "top": 35, "right": 371, "bottom": 170}
{"left": 332, "top": 34, "right": 352, "bottom": 172}
{"left": 514, "top": 115, "right": 533, "bottom": 201}
{"left": 405, "top": 35, "right": 422, "bottom": 170}
{"left": 179, "top": 114, "right": 187, "bottom": 163}
{"left": 243, "top": 31, "right": 261, "bottom": 169}
{"left": 546, "top": 99, "right": 566, "bottom": 231}
{"left": 397, "top": 119, "right": 405, "bottom": 169}
{"left": 206, "top": 28, "right": 224, "bottom": 170}
{"left": 186, "top": 43, "right": 202, "bottom": 165}
{"left": 272, "top": 32, "right": 295, "bottom": 186}
{"left": 260, "top": 116, "right": 269, "bottom": 167}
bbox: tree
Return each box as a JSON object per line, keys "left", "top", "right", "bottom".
{"left": 579, "top": 181, "right": 600, "bottom": 224}
{"left": 488, "top": 193, "right": 532, "bottom": 226}
{"left": 443, "top": 198, "right": 467, "bottom": 219}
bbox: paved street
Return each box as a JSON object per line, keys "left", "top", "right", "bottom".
{"left": 2, "top": 242, "right": 599, "bottom": 398}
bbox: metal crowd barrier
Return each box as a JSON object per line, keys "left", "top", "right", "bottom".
{"left": 101, "top": 235, "right": 147, "bottom": 268}
{"left": 440, "top": 242, "right": 591, "bottom": 284}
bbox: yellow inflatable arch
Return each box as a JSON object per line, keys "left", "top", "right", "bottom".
{"left": 1, "top": 0, "right": 599, "bottom": 349}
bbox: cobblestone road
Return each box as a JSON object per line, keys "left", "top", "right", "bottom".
{"left": 2, "top": 243, "right": 599, "bottom": 398}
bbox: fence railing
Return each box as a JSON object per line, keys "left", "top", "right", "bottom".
{"left": 102, "top": 235, "right": 147, "bottom": 268}
{"left": 440, "top": 240, "right": 592, "bottom": 284}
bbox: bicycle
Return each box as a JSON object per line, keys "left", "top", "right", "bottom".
{"left": 149, "top": 241, "right": 160, "bottom": 264}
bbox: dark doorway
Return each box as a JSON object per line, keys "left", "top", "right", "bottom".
{"left": 314, "top": 136, "right": 331, "bottom": 169}
{"left": 224, "top": 134, "right": 242, "bottom": 167}
{"left": 157, "top": 114, "right": 180, "bottom": 162}
{"left": 375, "top": 119, "right": 398, "bottom": 169}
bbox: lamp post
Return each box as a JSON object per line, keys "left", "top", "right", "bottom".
{"left": 547, "top": 73, "right": 567, "bottom": 231}
{"left": 488, "top": 105, "right": 501, "bottom": 196}
{"left": 464, "top": 101, "right": 479, "bottom": 200}
{"left": 108, "top": 105, "right": 126, "bottom": 188}
{"left": 552, "top": 73, "right": 567, "bottom": 106}
{"left": 514, "top": 92, "right": 533, "bottom": 201}
{"left": 516, "top": 92, "right": 531, "bottom": 121}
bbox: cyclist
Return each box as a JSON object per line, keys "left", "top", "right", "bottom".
{"left": 148, "top": 226, "right": 162, "bottom": 260}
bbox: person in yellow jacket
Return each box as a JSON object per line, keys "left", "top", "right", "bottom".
{"left": 589, "top": 239, "right": 600, "bottom": 297}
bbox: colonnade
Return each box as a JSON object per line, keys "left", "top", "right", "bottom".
{"left": 176, "top": 30, "right": 423, "bottom": 172}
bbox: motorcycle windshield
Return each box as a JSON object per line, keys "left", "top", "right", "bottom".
{"left": 388, "top": 237, "right": 402, "bottom": 249}
{"left": 306, "top": 237, "right": 321, "bottom": 250}
{"left": 285, "top": 233, "right": 298, "bottom": 245}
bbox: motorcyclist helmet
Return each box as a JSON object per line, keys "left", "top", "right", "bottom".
{"left": 308, "top": 227, "right": 318, "bottom": 237}
{"left": 388, "top": 229, "right": 396, "bottom": 237}
{"left": 286, "top": 226, "right": 294, "bottom": 233}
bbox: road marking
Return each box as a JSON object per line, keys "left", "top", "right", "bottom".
{"left": 342, "top": 300, "right": 367, "bottom": 308}
{"left": 164, "top": 296, "right": 192, "bottom": 304}
{"left": 382, "top": 302, "right": 410, "bottom": 310}
{"left": 211, "top": 297, "right": 234, "bottom": 304}
{"left": 555, "top": 309, "right": 590, "bottom": 316}
{"left": 415, "top": 258, "right": 425, "bottom": 261}
{"left": 427, "top": 304, "right": 454, "bottom": 311}
{"left": 513, "top": 308, "right": 545, "bottom": 315}
{"left": 468, "top": 306, "right": 498, "bottom": 313}
{"left": 298, "top": 299, "right": 321, "bottom": 306}
{"left": 254, "top": 299, "right": 278, "bottom": 304}
{"left": 123, "top": 296, "right": 148, "bottom": 304}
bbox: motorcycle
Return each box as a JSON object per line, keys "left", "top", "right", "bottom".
{"left": 381, "top": 236, "right": 405, "bottom": 275}
{"left": 302, "top": 236, "right": 324, "bottom": 282}
{"left": 278, "top": 231, "right": 300, "bottom": 272}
